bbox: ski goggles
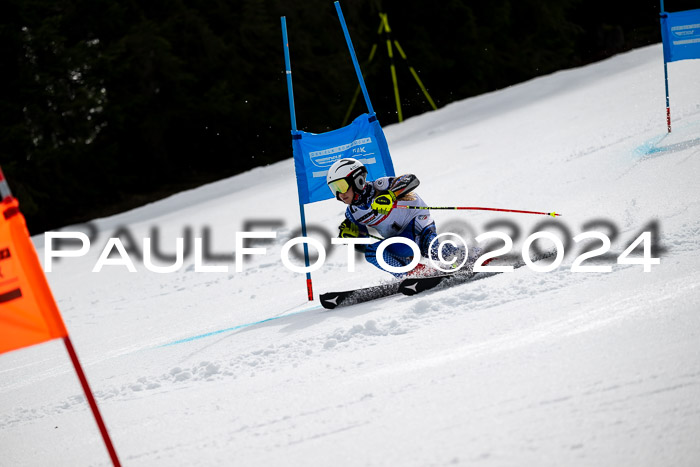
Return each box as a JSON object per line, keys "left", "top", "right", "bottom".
{"left": 328, "top": 178, "right": 351, "bottom": 195}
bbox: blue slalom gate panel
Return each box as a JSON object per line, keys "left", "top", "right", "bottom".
{"left": 291, "top": 113, "right": 395, "bottom": 204}
{"left": 661, "top": 9, "right": 700, "bottom": 63}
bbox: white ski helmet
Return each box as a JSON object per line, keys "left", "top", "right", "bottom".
{"left": 326, "top": 158, "right": 368, "bottom": 199}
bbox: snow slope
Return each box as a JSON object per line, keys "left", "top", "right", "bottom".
{"left": 1, "top": 44, "right": 700, "bottom": 466}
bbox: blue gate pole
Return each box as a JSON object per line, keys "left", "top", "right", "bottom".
{"left": 282, "top": 17, "right": 298, "bottom": 131}
{"left": 335, "top": 2, "right": 376, "bottom": 116}
{"left": 282, "top": 17, "right": 314, "bottom": 301}
{"left": 660, "top": 0, "right": 671, "bottom": 132}
{"left": 663, "top": 58, "right": 671, "bottom": 133}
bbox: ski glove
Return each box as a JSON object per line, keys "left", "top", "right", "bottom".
{"left": 371, "top": 191, "right": 397, "bottom": 215}
{"left": 338, "top": 219, "right": 361, "bottom": 238}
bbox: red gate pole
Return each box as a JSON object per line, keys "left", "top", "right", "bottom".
{"left": 63, "top": 336, "right": 122, "bottom": 467}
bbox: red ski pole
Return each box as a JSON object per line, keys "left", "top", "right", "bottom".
{"left": 395, "top": 205, "right": 561, "bottom": 217}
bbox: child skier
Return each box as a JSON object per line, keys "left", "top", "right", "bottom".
{"left": 326, "top": 158, "right": 468, "bottom": 277}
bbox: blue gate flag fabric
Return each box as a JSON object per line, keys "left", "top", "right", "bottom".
{"left": 292, "top": 113, "right": 395, "bottom": 204}
{"left": 661, "top": 9, "right": 700, "bottom": 63}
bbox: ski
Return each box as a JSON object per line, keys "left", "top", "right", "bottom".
{"left": 320, "top": 281, "right": 401, "bottom": 309}
{"left": 320, "top": 270, "right": 491, "bottom": 309}
{"left": 319, "top": 266, "right": 449, "bottom": 309}
{"left": 399, "top": 250, "right": 558, "bottom": 296}
{"left": 399, "top": 270, "right": 497, "bottom": 296}
{"left": 321, "top": 251, "right": 558, "bottom": 308}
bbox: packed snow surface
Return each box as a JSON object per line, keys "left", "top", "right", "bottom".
{"left": 2, "top": 44, "right": 700, "bottom": 466}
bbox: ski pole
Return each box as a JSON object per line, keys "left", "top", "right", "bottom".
{"left": 395, "top": 205, "right": 561, "bottom": 217}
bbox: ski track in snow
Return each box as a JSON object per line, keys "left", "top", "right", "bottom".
{"left": 4, "top": 224, "right": 699, "bottom": 431}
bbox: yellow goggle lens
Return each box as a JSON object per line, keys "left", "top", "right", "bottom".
{"left": 329, "top": 179, "right": 350, "bottom": 195}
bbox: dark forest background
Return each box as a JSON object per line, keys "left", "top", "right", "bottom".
{"left": 1, "top": 0, "right": 697, "bottom": 234}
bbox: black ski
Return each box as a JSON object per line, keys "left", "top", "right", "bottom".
{"left": 321, "top": 251, "right": 558, "bottom": 308}
{"left": 320, "top": 281, "right": 401, "bottom": 309}
{"left": 399, "top": 270, "right": 498, "bottom": 295}
{"left": 320, "top": 271, "right": 487, "bottom": 309}
{"left": 399, "top": 250, "right": 558, "bottom": 296}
